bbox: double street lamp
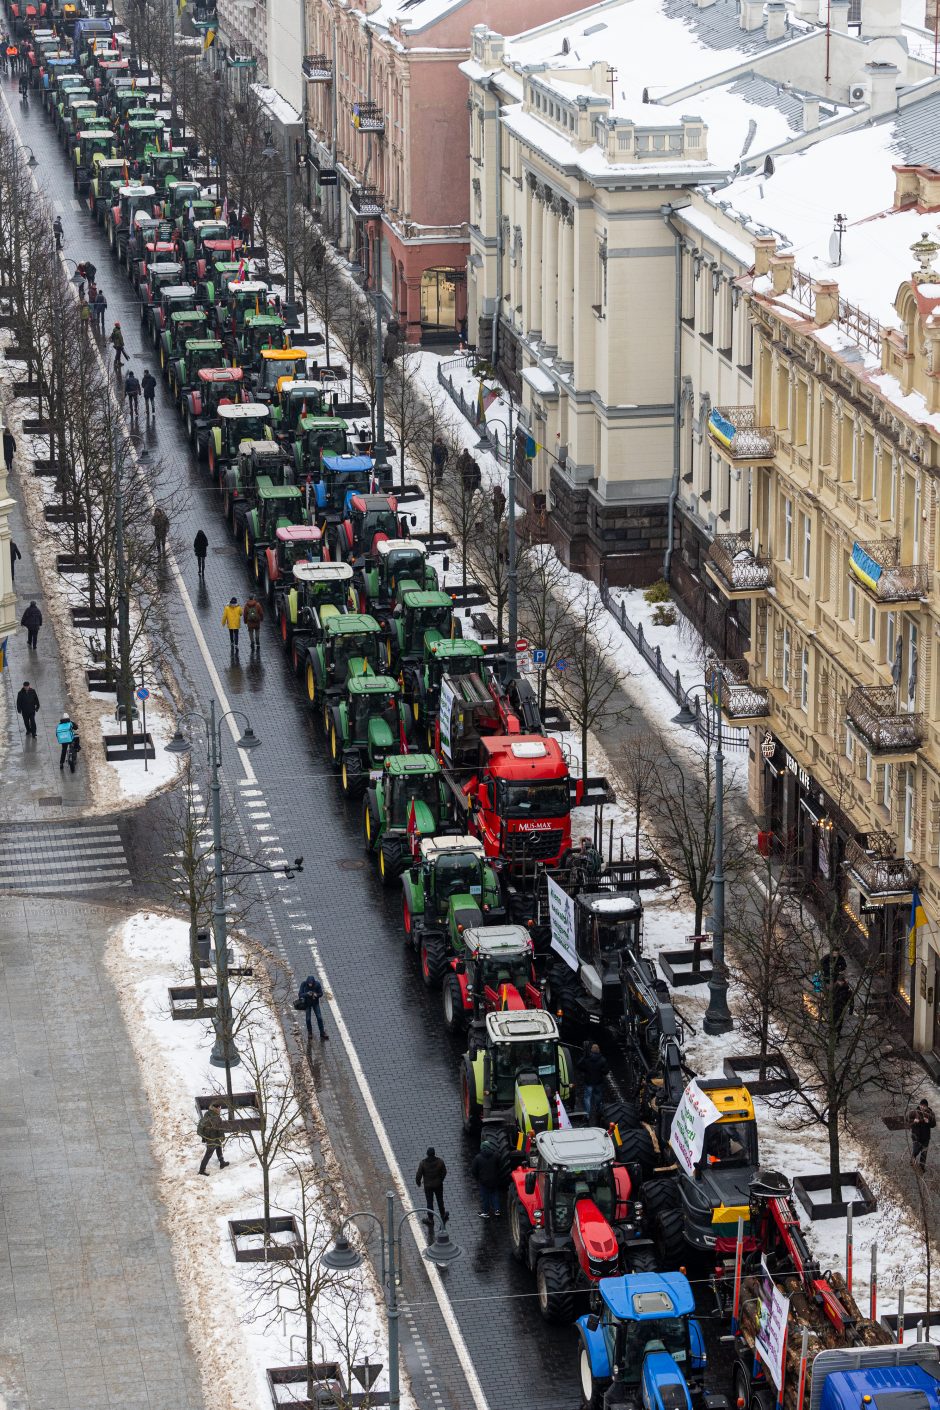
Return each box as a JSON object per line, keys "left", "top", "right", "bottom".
{"left": 476, "top": 405, "right": 519, "bottom": 678}
{"left": 262, "top": 142, "right": 297, "bottom": 327}
{"left": 322, "top": 1191, "right": 461, "bottom": 1410}
{"left": 674, "top": 669, "right": 733, "bottom": 1035}
{"left": 166, "top": 700, "right": 261, "bottom": 1071}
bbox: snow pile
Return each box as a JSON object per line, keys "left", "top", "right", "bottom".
{"left": 107, "top": 912, "right": 406, "bottom": 1410}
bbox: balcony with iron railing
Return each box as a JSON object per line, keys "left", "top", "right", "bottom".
{"left": 705, "top": 533, "right": 772, "bottom": 599}
{"left": 849, "top": 538, "right": 929, "bottom": 606}
{"left": 352, "top": 102, "right": 385, "bottom": 134}
{"left": 303, "top": 54, "right": 333, "bottom": 82}
{"left": 845, "top": 686, "right": 924, "bottom": 757}
{"left": 707, "top": 406, "right": 776, "bottom": 462}
{"left": 349, "top": 185, "right": 383, "bottom": 219}
{"left": 716, "top": 660, "right": 771, "bottom": 723}
{"left": 843, "top": 835, "right": 916, "bottom": 899}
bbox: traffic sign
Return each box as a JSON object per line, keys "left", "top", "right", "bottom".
{"left": 532, "top": 648, "right": 547, "bottom": 667}
{"left": 555, "top": 658, "right": 567, "bottom": 673}
{"left": 351, "top": 1363, "right": 383, "bottom": 1392}
{"left": 136, "top": 687, "right": 150, "bottom": 701}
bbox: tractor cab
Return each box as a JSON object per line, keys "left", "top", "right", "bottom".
{"left": 174, "top": 340, "right": 225, "bottom": 403}
{"left": 304, "top": 613, "right": 383, "bottom": 710}
{"left": 219, "top": 280, "right": 270, "bottom": 336}
{"left": 153, "top": 284, "right": 198, "bottom": 340}
{"left": 443, "top": 924, "right": 540, "bottom": 1033}
{"left": 209, "top": 402, "right": 271, "bottom": 479}
{"left": 296, "top": 424, "right": 355, "bottom": 490}
{"left": 336, "top": 492, "right": 401, "bottom": 564}
{"left": 65, "top": 99, "right": 99, "bottom": 141}
{"left": 145, "top": 148, "right": 188, "bottom": 194}
{"left": 111, "top": 184, "right": 156, "bottom": 243}
{"left": 363, "top": 753, "right": 453, "bottom": 884}
{"left": 73, "top": 129, "right": 114, "bottom": 193}
{"left": 186, "top": 365, "right": 246, "bottom": 456}
{"left": 239, "top": 313, "right": 288, "bottom": 368}
{"left": 140, "top": 261, "right": 184, "bottom": 321}
{"left": 360, "top": 538, "right": 437, "bottom": 615}
{"left": 184, "top": 220, "right": 239, "bottom": 279}
{"left": 56, "top": 83, "right": 90, "bottom": 126}
{"left": 461, "top": 1009, "right": 573, "bottom": 1150}
{"left": 166, "top": 181, "right": 203, "bottom": 221}
{"left": 160, "top": 307, "right": 206, "bottom": 377}
{"left": 408, "top": 639, "right": 485, "bottom": 743}
{"left": 243, "top": 478, "right": 305, "bottom": 573}
{"left": 175, "top": 196, "right": 217, "bottom": 231}
{"left": 466, "top": 735, "right": 572, "bottom": 871}
{"left": 255, "top": 347, "right": 309, "bottom": 403}
{"left": 279, "top": 558, "right": 350, "bottom": 643}
{"left": 665, "top": 1080, "right": 759, "bottom": 1259}
{"left": 124, "top": 119, "right": 163, "bottom": 160}
{"left": 328, "top": 673, "right": 411, "bottom": 796}
{"left": 224, "top": 440, "right": 294, "bottom": 531}
{"left": 271, "top": 380, "right": 331, "bottom": 439}
{"left": 111, "top": 83, "right": 161, "bottom": 120}
{"left": 206, "top": 259, "right": 250, "bottom": 300}
{"left": 401, "top": 835, "right": 506, "bottom": 986}
{"left": 89, "top": 155, "right": 126, "bottom": 219}
{"left": 388, "top": 588, "right": 459, "bottom": 671}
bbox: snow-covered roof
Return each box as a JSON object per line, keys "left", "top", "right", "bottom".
{"left": 249, "top": 83, "right": 302, "bottom": 135}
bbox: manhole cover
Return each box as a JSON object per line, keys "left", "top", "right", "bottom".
{"left": 38, "top": 796, "right": 62, "bottom": 806}
{"left": 337, "top": 859, "right": 366, "bottom": 872}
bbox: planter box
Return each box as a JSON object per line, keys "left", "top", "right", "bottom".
{"left": 57, "top": 554, "right": 94, "bottom": 573}
{"left": 72, "top": 607, "right": 108, "bottom": 627}
{"left": 101, "top": 731, "right": 155, "bottom": 761}
{"left": 394, "top": 481, "right": 425, "bottom": 503}
{"left": 229, "top": 1216, "right": 301, "bottom": 1263}
{"left": 13, "top": 380, "right": 42, "bottom": 397}
{"left": 448, "top": 582, "right": 489, "bottom": 610}
{"left": 195, "top": 1091, "right": 262, "bottom": 1134}
{"left": 266, "top": 1363, "right": 390, "bottom": 1409}
{"left": 792, "top": 1170, "right": 877, "bottom": 1221}
{"left": 168, "top": 984, "right": 218, "bottom": 1020}
{"left": 413, "top": 529, "right": 456, "bottom": 553}
{"left": 85, "top": 669, "right": 117, "bottom": 693}
{"left": 722, "top": 1052, "right": 798, "bottom": 1096}
{"left": 46, "top": 504, "right": 77, "bottom": 524}
{"left": 22, "top": 419, "right": 50, "bottom": 435}
{"left": 659, "top": 943, "right": 714, "bottom": 987}
{"left": 880, "top": 1310, "right": 940, "bottom": 1342}
{"left": 32, "top": 458, "right": 60, "bottom": 476}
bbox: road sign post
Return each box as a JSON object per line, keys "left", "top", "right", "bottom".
{"left": 136, "top": 683, "right": 150, "bottom": 772}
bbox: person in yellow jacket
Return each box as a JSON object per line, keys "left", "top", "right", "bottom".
{"left": 222, "top": 597, "right": 242, "bottom": 654}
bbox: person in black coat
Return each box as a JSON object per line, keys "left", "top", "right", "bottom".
{"left": 911, "top": 1099, "right": 936, "bottom": 1170}
{"left": 3, "top": 426, "right": 15, "bottom": 473}
{"left": 415, "top": 1147, "right": 448, "bottom": 1225}
{"left": 298, "top": 973, "right": 328, "bottom": 1041}
{"left": 9, "top": 539, "right": 20, "bottom": 582}
{"left": 471, "top": 1138, "right": 503, "bottom": 1218}
{"left": 15, "top": 680, "right": 38, "bottom": 736}
{"left": 577, "top": 1042, "right": 609, "bottom": 1120}
{"left": 21, "top": 600, "right": 41, "bottom": 650}
{"left": 193, "top": 529, "right": 208, "bottom": 579}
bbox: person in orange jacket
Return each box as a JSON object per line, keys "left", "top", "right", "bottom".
{"left": 222, "top": 597, "right": 242, "bottom": 654}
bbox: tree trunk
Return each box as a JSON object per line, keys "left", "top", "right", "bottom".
{"left": 827, "top": 1106, "right": 842, "bottom": 1205}
{"left": 581, "top": 721, "right": 589, "bottom": 786}
{"left": 189, "top": 906, "right": 205, "bottom": 1010}
{"left": 262, "top": 1158, "right": 271, "bottom": 1242}
{"left": 694, "top": 897, "right": 704, "bottom": 934}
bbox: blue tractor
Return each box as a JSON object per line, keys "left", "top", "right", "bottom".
{"left": 576, "top": 1271, "right": 727, "bottom": 1410}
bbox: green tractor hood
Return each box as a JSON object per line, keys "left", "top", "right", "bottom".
{"left": 409, "top": 798, "right": 437, "bottom": 836}
{"left": 448, "top": 892, "right": 483, "bottom": 943}
{"left": 367, "top": 715, "right": 395, "bottom": 754}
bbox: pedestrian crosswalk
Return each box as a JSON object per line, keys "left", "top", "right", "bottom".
{"left": 0, "top": 820, "right": 132, "bottom": 893}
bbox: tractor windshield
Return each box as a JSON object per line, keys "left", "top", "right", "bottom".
{"left": 387, "top": 551, "right": 424, "bottom": 589}
{"left": 433, "top": 851, "right": 482, "bottom": 899}
{"left": 701, "top": 1120, "right": 756, "bottom": 1169}
{"left": 412, "top": 603, "right": 451, "bottom": 638}
{"left": 364, "top": 509, "right": 399, "bottom": 542}
{"left": 615, "top": 1317, "right": 689, "bottom": 1382}
{"left": 550, "top": 1164, "right": 616, "bottom": 1231}
{"left": 493, "top": 1039, "right": 557, "bottom": 1093}
{"left": 308, "top": 426, "right": 348, "bottom": 459}
{"left": 235, "top": 416, "right": 266, "bottom": 442}
{"left": 333, "top": 633, "right": 378, "bottom": 672}
{"left": 479, "top": 954, "right": 531, "bottom": 995}
{"left": 590, "top": 911, "right": 640, "bottom": 956}
{"left": 498, "top": 781, "right": 570, "bottom": 819}
{"left": 352, "top": 692, "right": 397, "bottom": 737}
{"left": 389, "top": 774, "right": 440, "bottom": 827}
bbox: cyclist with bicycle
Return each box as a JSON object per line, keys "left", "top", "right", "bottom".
{"left": 56, "top": 715, "right": 81, "bottom": 772}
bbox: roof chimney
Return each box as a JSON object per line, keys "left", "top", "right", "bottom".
{"left": 863, "top": 61, "right": 900, "bottom": 114}
{"left": 792, "top": 0, "right": 819, "bottom": 17}
{"left": 812, "top": 279, "right": 839, "bottom": 326}
{"left": 802, "top": 96, "right": 819, "bottom": 129}
{"left": 753, "top": 234, "right": 777, "bottom": 275}
{"left": 861, "top": 0, "right": 902, "bottom": 38}
{"left": 770, "top": 253, "right": 795, "bottom": 294}
{"left": 739, "top": 0, "right": 764, "bottom": 27}
{"left": 765, "top": 0, "right": 787, "bottom": 38}
{"left": 830, "top": 0, "right": 850, "bottom": 29}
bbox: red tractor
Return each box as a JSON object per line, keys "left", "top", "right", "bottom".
{"left": 508, "top": 1128, "right": 656, "bottom": 1322}
{"left": 334, "top": 492, "right": 403, "bottom": 564}
{"left": 441, "top": 922, "right": 543, "bottom": 1034}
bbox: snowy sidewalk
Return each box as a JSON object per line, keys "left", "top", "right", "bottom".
{"left": 0, "top": 894, "right": 204, "bottom": 1410}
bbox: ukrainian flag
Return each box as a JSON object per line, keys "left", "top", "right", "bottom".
{"left": 0, "top": 637, "right": 7, "bottom": 672}
{"left": 850, "top": 542, "right": 882, "bottom": 593}
{"left": 203, "top": 27, "right": 216, "bottom": 52}
{"left": 524, "top": 434, "right": 542, "bottom": 459}
{"left": 708, "top": 407, "right": 736, "bottom": 449}
{"left": 909, "top": 886, "right": 927, "bottom": 966}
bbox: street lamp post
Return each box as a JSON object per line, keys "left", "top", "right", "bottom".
{"left": 372, "top": 218, "right": 388, "bottom": 480}
{"left": 166, "top": 701, "right": 262, "bottom": 1088}
{"left": 476, "top": 403, "right": 518, "bottom": 675}
{"left": 323, "top": 1191, "right": 461, "bottom": 1410}
{"left": 262, "top": 143, "right": 297, "bottom": 327}
{"left": 673, "top": 668, "right": 733, "bottom": 1035}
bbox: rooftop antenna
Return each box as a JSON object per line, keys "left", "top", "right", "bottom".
{"left": 829, "top": 211, "right": 847, "bottom": 265}
{"left": 607, "top": 65, "right": 618, "bottom": 105}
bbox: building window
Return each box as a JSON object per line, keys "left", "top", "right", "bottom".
{"left": 802, "top": 514, "right": 811, "bottom": 580}
{"left": 783, "top": 497, "right": 792, "bottom": 562}
{"left": 782, "top": 627, "right": 792, "bottom": 694}
{"left": 867, "top": 603, "right": 876, "bottom": 645}
{"left": 887, "top": 612, "right": 897, "bottom": 668}
{"left": 848, "top": 579, "right": 857, "bottom": 625}
{"left": 846, "top": 728, "right": 855, "bottom": 764}
{"left": 819, "top": 396, "right": 833, "bottom": 467}
{"left": 794, "top": 379, "right": 809, "bottom": 447}
{"left": 800, "top": 646, "right": 809, "bottom": 712}
{"left": 904, "top": 768, "right": 915, "bottom": 856}
{"left": 883, "top": 763, "right": 893, "bottom": 816}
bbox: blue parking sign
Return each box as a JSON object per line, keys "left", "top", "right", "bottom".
{"left": 532, "top": 648, "right": 547, "bottom": 667}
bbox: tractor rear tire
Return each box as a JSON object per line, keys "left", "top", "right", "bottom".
{"left": 306, "top": 663, "right": 318, "bottom": 706}
{"left": 363, "top": 791, "right": 379, "bottom": 850}
{"left": 599, "top": 1099, "right": 641, "bottom": 1134}
{"left": 486, "top": 1127, "right": 513, "bottom": 1183}
{"left": 612, "top": 1126, "right": 656, "bottom": 1179}
{"left": 378, "top": 840, "right": 399, "bottom": 887}
{"left": 579, "top": 1346, "right": 610, "bottom": 1410}
{"left": 419, "top": 935, "right": 447, "bottom": 989}
{"left": 652, "top": 1206, "right": 685, "bottom": 1265}
{"left": 640, "top": 1179, "right": 680, "bottom": 1219}
{"left": 543, "top": 966, "right": 582, "bottom": 1030}
{"left": 508, "top": 1190, "right": 531, "bottom": 1265}
{"left": 624, "top": 1244, "right": 658, "bottom": 1274}
{"left": 460, "top": 1063, "right": 480, "bottom": 1134}
{"left": 536, "top": 1257, "right": 575, "bottom": 1324}
{"left": 733, "top": 1361, "right": 752, "bottom": 1410}
{"left": 329, "top": 721, "right": 341, "bottom": 762}
{"left": 402, "top": 896, "right": 414, "bottom": 940}
{"left": 442, "top": 973, "right": 465, "bottom": 1034}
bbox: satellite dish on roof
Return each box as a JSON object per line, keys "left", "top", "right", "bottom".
{"left": 828, "top": 230, "right": 842, "bottom": 265}
{"left": 763, "top": 155, "right": 775, "bottom": 176}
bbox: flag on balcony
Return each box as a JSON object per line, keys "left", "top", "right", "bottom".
{"left": 850, "top": 541, "right": 882, "bottom": 593}
{"left": 909, "top": 886, "right": 927, "bottom": 966}
{"left": 482, "top": 386, "right": 500, "bottom": 413}
{"left": 204, "top": 28, "right": 216, "bottom": 53}
{"left": 524, "top": 435, "right": 542, "bottom": 459}
{"left": 707, "top": 407, "right": 736, "bottom": 449}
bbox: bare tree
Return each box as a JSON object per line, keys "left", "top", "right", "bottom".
{"left": 439, "top": 447, "right": 484, "bottom": 592}
{"left": 237, "top": 1024, "right": 303, "bottom": 1245}
{"left": 518, "top": 538, "right": 572, "bottom": 713}
{"left": 386, "top": 346, "right": 434, "bottom": 495}
{"left": 726, "top": 843, "right": 795, "bottom": 1079}
{"left": 616, "top": 729, "right": 664, "bottom": 863}
{"left": 550, "top": 580, "right": 627, "bottom": 785}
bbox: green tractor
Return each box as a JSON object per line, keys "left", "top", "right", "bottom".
{"left": 243, "top": 477, "right": 306, "bottom": 575}
{"left": 401, "top": 835, "right": 505, "bottom": 988}
{"left": 293, "top": 420, "right": 358, "bottom": 490}
{"left": 270, "top": 379, "right": 332, "bottom": 441}
{"left": 302, "top": 613, "right": 383, "bottom": 716}
{"left": 406, "top": 638, "right": 485, "bottom": 746}
{"left": 362, "top": 753, "right": 454, "bottom": 886}
{"left": 183, "top": 219, "right": 242, "bottom": 281}
{"left": 186, "top": 367, "right": 247, "bottom": 459}
{"left": 277, "top": 558, "right": 350, "bottom": 651}
{"left": 386, "top": 588, "right": 461, "bottom": 673}
{"left": 238, "top": 312, "right": 288, "bottom": 371}
{"left": 264, "top": 527, "right": 330, "bottom": 610}
{"left": 144, "top": 148, "right": 189, "bottom": 199}
{"left": 460, "top": 1009, "right": 575, "bottom": 1176}
{"left": 222, "top": 440, "right": 294, "bottom": 534}
{"left": 254, "top": 347, "right": 310, "bottom": 405}
{"left": 72, "top": 128, "right": 113, "bottom": 195}
{"left": 108, "top": 185, "right": 157, "bottom": 257}
{"left": 158, "top": 306, "right": 206, "bottom": 378}
{"left": 207, "top": 402, "right": 272, "bottom": 482}
{"left": 357, "top": 537, "right": 439, "bottom": 615}
{"left": 124, "top": 118, "right": 164, "bottom": 162}
{"left": 214, "top": 279, "right": 270, "bottom": 342}
{"left": 88, "top": 154, "right": 126, "bottom": 221}
{"left": 326, "top": 673, "right": 412, "bottom": 798}
{"left": 140, "top": 261, "right": 185, "bottom": 335}
{"left": 172, "top": 339, "right": 225, "bottom": 408}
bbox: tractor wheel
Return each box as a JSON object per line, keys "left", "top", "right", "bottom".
{"left": 612, "top": 1126, "right": 656, "bottom": 1179}
{"left": 264, "top": 567, "right": 276, "bottom": 604}
{"left": 543, "top": 966, "right": 582, "bottom": 1029}
{"left": 625, "top": 1244, "right": 658, "bottom": 1274}
{"left": 419, "top": 935, "right": 447, "bottom": 990}
{"left": 244, "top": 526, "right": 252, "bottom": 560}
{"left": 486, "top": 1126, "right": 513, "bottom": 1183}
{"left": 652, "top": 1207, "right": 685, "bottom": 1265}
{"left": 280, "top": 606, "right": 291, "bottom": 645}
{"left": 578, "top": 1345, "right": 610, "bottom": 1410}
{"left": 221, "top": 487, "right": 231, "bottom": 522}
{"left": 330, "top": 722, "right": 341, "bottom": 762}
{"left": 442, "top": 973, "right": 465, "bottom": 1034}
{"left": 305, "top": 663, "right": 317, "bottom": 705}
{"left": 460, "top": 1063, "right": 480, "bottom": 1134}
{"left": 599, "top": 1099, "right": 641, "bottom": 1135}
{"left": 733, "top": 1362, "right": 752, "bottom": 1410}
{"left": 427, "top": 724, "right": 436, "bottom": 752}
{"left": 508, "top": 1190, "right": 531, "bottom": 1264}
{"left": 402, "top": 895, "right": 414, "bottom": 939}
{"left": 291, "top": 640, "right": 303, "bottom": 677}
{"left": 378, "top": 841, "right": 398, "bottom": 888}
{"left": 640, "top": 1179, "right": 680, "bottom": 1219}
{"left": 536, "top": 1258, "right": 575, "bottom": 1324}
{"left": 362, "top": 791, "right": 379, "bottom": 850}
{"left": 208, "top": 444, "right": 217, "bottom": 479}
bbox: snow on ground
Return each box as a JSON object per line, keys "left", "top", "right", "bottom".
{"left": 108, "top": 911, "right": 406, "bottom": 1410}
{"left": 92, "top": 687, "right": 180, "bottom": 802}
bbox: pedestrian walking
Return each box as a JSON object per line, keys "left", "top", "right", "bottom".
{"left": 243, "top": 594, "right": 264, "bottom": 651}
{"left": 83, "top": 259, "right": 97, "bottom": 286}
{"left": 123, "top": 369, "right": 141, "bottom": 423}
{"left": 152, "top": 506, "right": 169, "bottom": 559}
{"left": 109, "top": 322, "right": 126, "bottom": 373}
{"left": 196, "top": 1100, "right": 230, "bottom": 1176}
{"left": 431, "top": 435, "right": 448, "bottom": 485}
{"left": 471, "top": 1138, "right": 503, "bottom": 1219}
{"left": 20, "top": 600, "right": 42, "bottom": 650}
{"left": 79, "top": 296, "right": 91, "bottom": 336}
{"left": 15, "top": 680, "right": 39, "bottom": 737}
{"left": 3, "top": 425, "right": 16, "bottom": 473}
{"left": 296, "top": 973, "right": 328, "bottom": 1041}
{"left": 55, "top": 714, "right": 78, "bottom": 771}
{"left": 87, "top": 279, "right": 97, "bottom": 306}
{"left": 820, "top": 947, "right": 846, "bottom": 987}
{"left": 222, "top": 597, "right": 242, "bottom": 653}
{"left": 53, "top": 215, "right": 63, "bottom": 250}
{"left": 9, "top": 539, "right": 20, "bottom": 582}
{"left": 193, "top": 528, "right": 208, "bottom": 578}
{"left": 458, "top": 316, "right": 468, "bottom": 351}
{"left": 831, "top": 975, "right": 853, "bottom": 1039}
{"left": 141, "top": 369, "right": 157, "bottom": 419}
{"left": 415, "top": 1147, "right": 448, "bottom": 1226}
{"left": 577, "top": 1041, "right": 609, "bottom": 1121}
{"left": 93, "top": 288, "right": 107, "bottom": 335}
{"left": 911, "top": 1099, "right": 936, "bottom": 1170}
